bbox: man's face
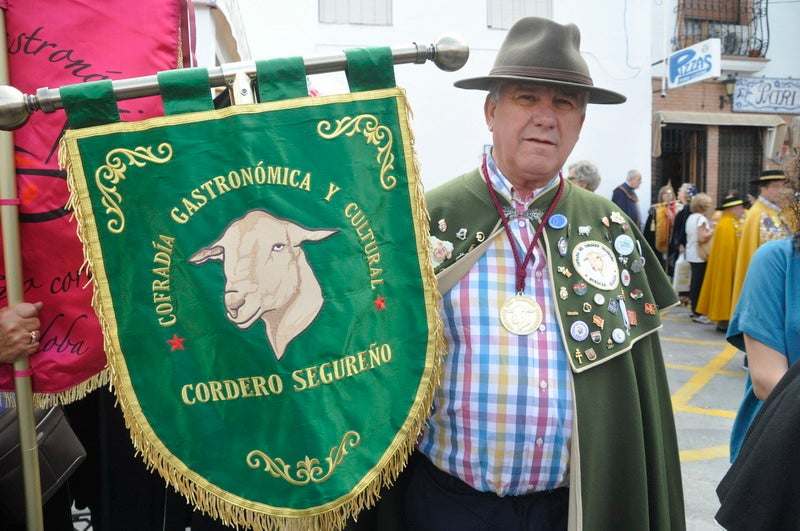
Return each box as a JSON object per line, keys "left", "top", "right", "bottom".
{"left": 629, "top": 173, "right": 642, "bottom": 189}
{"left": 485, "top": 82, "right": 586, "bottom": 193}
{"left": 760, "top": 180, "right": 788, "bottom": 205}
{"left": 729, "top": 204, "right": 745, "bottom": 218}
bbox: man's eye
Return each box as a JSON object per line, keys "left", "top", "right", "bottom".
{"left": 272, "top": 243, "right": 285, "bottom": 251}
{"left": 555, "top": 99, "right": 576, "bottom": 109}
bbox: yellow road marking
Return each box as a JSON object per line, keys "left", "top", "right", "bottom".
{"left": 666, "top": 363, "right": 744, "bottom": 380}
{"left": 666, "top": 341, "right": 742, "bottom": 462}
{"left": 671, "top": 344, "right": 741, "bottom": 409}
{"left": 661, "top": 336, "right": 728, "bottom": 346}
{"left": 676, "top": 404, "right": 736, "bottom": 419}
{"left": 680, "top": 445, "right": 729, "bottom": 462}
{"left": 666, "top": 362, "right": 706, "bottom": 372}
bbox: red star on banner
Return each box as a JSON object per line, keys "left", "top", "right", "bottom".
{"left": 374, "top": 295, "right": 387, "bottom": 310}
{"left": 167, "top": 334, "right": 186, "bottom": 351}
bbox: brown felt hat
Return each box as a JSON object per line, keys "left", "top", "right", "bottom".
{"left": 454, "top": 17, "right": 626, "bottom": 105}
{"left": 750, "top": 169, "right": 786, "bottom": 185}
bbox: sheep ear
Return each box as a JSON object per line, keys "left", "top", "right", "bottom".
{"left": 287, "top": 225, "right": 338, "bottom": 245}
{"left": 188, "top": 245, "right": 224, "bottom": 265}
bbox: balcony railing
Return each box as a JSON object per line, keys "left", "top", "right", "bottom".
{"left": 673, "top": 0, "right": 769, "bottom": 57}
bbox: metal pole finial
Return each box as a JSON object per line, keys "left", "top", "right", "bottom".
{"left": 431, "top": 33, "right": 470, "bottom": 72}
{"left": 0, "top": 85, "right": 31, "bottom": 130}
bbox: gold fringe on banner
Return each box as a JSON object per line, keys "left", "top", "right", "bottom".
{"left": 0, "top": 371, "right": 110, "bottom": 410}
{"left": 61, "top": 88, "right": 447, "bottom": 531}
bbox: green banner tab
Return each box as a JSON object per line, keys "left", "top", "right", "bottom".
{"left": 62, "top": 89, "right": 443, "bottom": 529}
{"left": 157, "top": 67, "right": 214, "bottom": 115}
{"left": 61, "top": 80, "right": 121, "bottom": 128}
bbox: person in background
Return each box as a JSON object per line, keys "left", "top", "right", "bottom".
{"left": 716, "top": 155, "right": 799, "bottom": 526}
{"left": 567, "top": 159, "right": 601, "bottom": 191}
{"left": 644, "top": 183, "right": 679, "bottom": 275}
{"left": 670, "top": 183, "right": 697, "bottom": 252}
{"left": 611, "top": 169, "right": 642, "bottom": 228}
{"left": 728, "top": 170, "right": 795, "bottom": 368}
{"left": 695, "top": 192, "right": 746, "bottom": 333}
{"left": 670, "top": 183, "right": 697, "bottom": 305}
{"left": 411, "top": 17, "right": 684, "bottom": 530}
{"left": 684, "top": 192, "right": 714, "bottom": 324}
{"left": 716, "top": 360, "right": 800, "bottom": 531}
{"left": 730, "top": 170, "right": 795, "bottom": 315}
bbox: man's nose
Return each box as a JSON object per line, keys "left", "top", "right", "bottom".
{"left": 529, "top": 103, "right": 557, "bottom": 127}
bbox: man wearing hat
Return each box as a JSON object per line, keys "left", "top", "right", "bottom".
{"left": 730, "top": 169, "right": 794, "bottom": 316}
{"left": 695, "top": 192, "right": 746, "bottom": 332}
{"left": 410, "top": 17, "right": 684, "bottom": 530}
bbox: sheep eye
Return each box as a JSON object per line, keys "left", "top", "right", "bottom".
{"left": 272, "top": 243, "right": 285, "bottom": 252}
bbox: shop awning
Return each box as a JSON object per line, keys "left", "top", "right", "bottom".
{"left": 652, "top": 110, "right": 786, "bottom": 158}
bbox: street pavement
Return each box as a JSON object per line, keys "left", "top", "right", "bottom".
{"left": 660, "top": 303, "right": 745, "bottom": 530}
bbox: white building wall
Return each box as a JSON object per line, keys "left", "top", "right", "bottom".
{"left": 233, "top": 1, "right": 653, "bottom": 218}
{"left": 757, "top": 2, "right": 797, "bottom": 78}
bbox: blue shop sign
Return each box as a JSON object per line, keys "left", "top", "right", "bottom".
{"left": 667, "top": 39, "right": 721, "bottom": 89}
{"left": 733, "top": 77, "right": 800, "bottom": 114}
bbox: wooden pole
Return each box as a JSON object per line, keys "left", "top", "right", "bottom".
{"left": 0, "top": 10, "right": 44, "bottom": 531}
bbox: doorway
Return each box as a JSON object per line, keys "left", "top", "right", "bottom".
{"left": 652, "top": 125, "right": 707, "bottom": 202}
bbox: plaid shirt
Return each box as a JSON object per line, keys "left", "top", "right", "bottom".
{"left": 418, "top": 155, "right": 573, "bottom": 495}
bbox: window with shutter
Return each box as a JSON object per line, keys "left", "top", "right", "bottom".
{"left": 486, "top": 0, "right": 551, "bottom": 29}
{"left": 718, "top": 126, "right": 762, "bottom": 199}
{"left": 319, "top": 0, "right": 392, "bottom": 25}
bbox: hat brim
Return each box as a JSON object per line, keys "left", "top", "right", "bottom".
{"left": 454, "top": 75, "right": 626, "bottom": 105}
{"left": 749, "top": 176, "right": 786, "bottom": 185}
{"left": 717, "top": 200, "right": 744, "bottom": 210}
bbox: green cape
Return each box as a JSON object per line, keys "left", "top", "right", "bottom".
{"left": 427, "top": 169, "right": 685, "bottom": 530}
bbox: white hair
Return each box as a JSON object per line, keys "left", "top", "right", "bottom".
{"left": 626, "top": 170, "right": 641, "bottom": 183}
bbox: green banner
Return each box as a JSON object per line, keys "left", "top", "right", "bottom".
{"left": 62, "top": 89, "right": 443, "bottom": 529}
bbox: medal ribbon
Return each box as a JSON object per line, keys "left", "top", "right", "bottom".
{"left": 481, "top": 155, "right": 564, "bottom": 294}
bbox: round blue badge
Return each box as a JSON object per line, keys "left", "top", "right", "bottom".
{"left": 548, "top": 214, "right": 568, "bottom": 230}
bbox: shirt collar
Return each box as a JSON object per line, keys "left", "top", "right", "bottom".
{"left": 757, "top": 195, "right": 782, "bottom": 211}
{"left": 486, "top": 152, "right": 559, "bottom": 206}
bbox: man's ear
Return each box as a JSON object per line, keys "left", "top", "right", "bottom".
{"left": 484, "top": 94, "right": 495, "bottom": 132}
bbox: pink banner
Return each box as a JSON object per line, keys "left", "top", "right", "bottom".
{"left": 0, "top": 0, "right": 195, "bottom": 402}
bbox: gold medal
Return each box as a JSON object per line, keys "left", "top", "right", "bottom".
{"left": 500, "top": 294, "right": 543, "bottom": 335}
{"left": 480, "top": 156, "right": 564, "bottom": 337}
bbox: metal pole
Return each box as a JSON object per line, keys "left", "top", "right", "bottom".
{"left": 0, "top": 34, "right": 469, "bottom": 131}
{"left": 0, "top": 11, "right": 45, "bottom": 531}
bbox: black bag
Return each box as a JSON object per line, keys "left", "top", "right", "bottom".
{"left": 0, "top": 406, "right": 86, "bottom": 523}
